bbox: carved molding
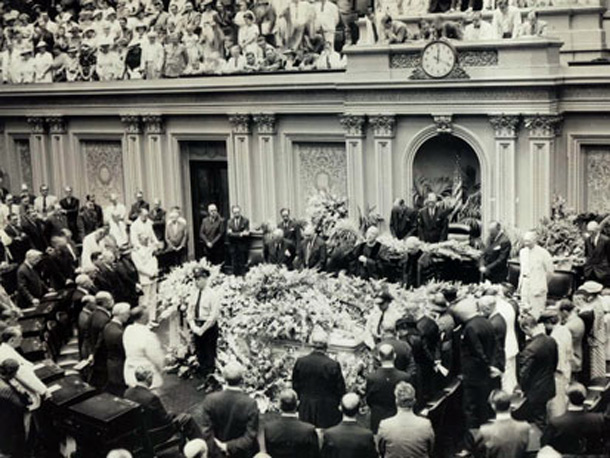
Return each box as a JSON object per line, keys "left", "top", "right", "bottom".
{"left": 339, "top": 114, "right": 366, "bottom": 138}
{"left": 120, "top": 115, "right": 142, "bottom": 134}
{"left": 46, "top": 116, "right": 67, "bottom": 134}
{"left": 27, "top": 116, "right": 46, "bottom": 134}
{"left": 390, "top": 53, "right": 421, "bottom": 69}
{"left": 524, "top": 115, "right": 562, "bottom": 138}
{"left": 459, "top": 50, "right": 499, "bottom": 67}
{"left": 489, "top": 115, "right": 520, "bottom": 138}
{"left": 252, "top": 113, "right": 276, "bottom": 135}
{"left": 433, "top": 115, "right": 453, "bottom": 134}
{"left": 369, "top": 115, "right": 396, "bottom": 138}
{"left": 410, "top": 66, "right": 470, "bottom": 80}
{"left": 228, "top": 114, "right": 251, "bottom": 134}
{"left": 142, "top": 114, "right": 164, "bottom": 135}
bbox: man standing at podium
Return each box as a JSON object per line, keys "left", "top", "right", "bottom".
{"left": 227, "top": 205, "right": 250, "bottom": 276}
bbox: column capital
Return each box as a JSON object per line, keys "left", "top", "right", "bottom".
{"left": 339, "top": 114, "right": 366, "bottom": 138}
{"left": 142, "top": 114, "right": 164, "bottom": 135}
{"left": 369, "top": 115, "right": 396, "bottom": 138}
{"left": 27, "top": 116, "right": 46, "bottom": 134}
{"left": 489, "top": 115, "right": 520, "bottom": 139}
{"left": 120, "top": 114, "right": 142, "bottom": 134}
{"left": 46, "top": 116, "right": 67, "bottom": 135}
{"left": 433, "top": 114, "right": 453, "bottom": 134}
{"left": 228, "top": 114, "right": 251, "bottom": 134}
{"left": 252, "top": 113, "right": 276, "bottom": 135}
{"left": 524, "top": 115, "right": 562, "bottom": 138}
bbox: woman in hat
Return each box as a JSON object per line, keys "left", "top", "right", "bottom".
{"left": 163, "top": 33, "right": 188, "bottom": 77}
{"left": 238, "top": 11, "right": 260, "bottom": 55}
{"left": 15, "top": 47, "right": 35, "bottom": 84}
{"left": 577, "top": 281, "right": 607, "bottom": 383}
{"left": 200, "top": 0, "right": 224, "bottom": 56}
{"left": 33, "top": 41, "right": 53, "bottom": 83}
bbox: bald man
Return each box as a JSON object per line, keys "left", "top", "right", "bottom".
{"left": 584, "top": 221, "right": 610, "bottom": 286}
{"left": 103, "top": 303, "right": 131, "bottom": 395}
{"left": 518, "top": 231, "right": 553, "bottom": 319}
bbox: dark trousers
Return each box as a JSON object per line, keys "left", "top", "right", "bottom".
{"left": 203, "top": 242, "right": 224, "bottom": 266}
{"left": 462, "top": 380, "right": 493, "bottom": 429}
{"left": 230, "top": 244, "right": 248, "bottom": 276}
{"left": 174, "top": 413, "right": 204, "bottom": 440}
{"left": 512, "top": 398, "right": 548, "bottom": 432}
{"left": 167, "top": 247, "right": 187, "bottom": 269}
{"left": 193, "top": 323, "right": 219, "bottom": 376}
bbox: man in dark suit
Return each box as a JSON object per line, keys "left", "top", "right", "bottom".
{"left": 87, "top": 291, "right": 113, "bottom": 389}
{"left": 72, "top": 274, "right": 96, "bottom": 324}
{"left": 417, "top": 193, "right": 449, "bottom": 243}
{"left": 150, "top": 199, "right": 166, "bottom": 242}
{"left": 200, "top": 203, "right": 225, "bottom": 265}
{"left": 77, "top": 295, "right": 96, "bottom": 359}
{"left": 478, "top": 296, "right": 507, "bottom": 390}
{"left": 454, "top": 298, "right": 498, "bottom": 430}
{"left": 125, "top": 366, "right": 203, "bottom": 444}
{"left": 389, "top": 199, "right": 417, "bottom": 240}
{"left": 348, "top": 226, "right": 384, "bottom": 280}
{"left": 59, "top": 186, "right": 80, "bottom": 238}
{"left": 583, "top": 220, "right": 610, "bottom": 286}
{"left": 377, "top": 325, "right": 418, "bottom": 381}
{"left": 292, "top": 329, "right": 346, "bottom": 429}
{"left": 480, "top": 221, "right": 512, "bottom": 284}
{"left": 128, "top": 190, "right": 150, "bottom": 222}
{"left": 115, "top": 245, "right": 141, "bottom": 307}
{"left": 20, "top": 208, "right": 46, "bottom": 251}
{"left": 77, "top": 199, "right": 101, "bottom": 242}
{"left": 46, "top": 235, "right": 78, "bottom": 289}
{"left": 541, "top": 382, "right": 606, "bottom": 454}
{"left": 321, "top": 393, "right": 377, "bottom": 458}
{"left": 470, "top": 390, "right": 530, "bottom": 458}
{"left": 93, "top": 251, "right": 123, "bottom": 302}
{"left": 263, "top": 389, "right": 320, "bottom": 458}
{"left": 103, "top": 303, "right": 130, "bottom": 396}
{"left": 43, "top": 205, "right": 69, "bottom": 244}
{"left": 263, "top": 228, "right": 293, "bottom": 267}
{"left": 0, "top": 359, "right": 28, "bottom": 458}
{"left": 17, "top": 249, "right": 49, "bottom": 308}
{"left": 513, "top": 313, "right": 558, "bottom": 432}
{"left": 365, "top": 344, "right": 412, "bottom": 433}
{"left": 278, "top": 208, "right": 300, "bottom": 264}
{"left": 226, "top": 205, "right": 250, "bottom": 275}
{"left": 0, "top": 174, "right": 9, "bottom": 203}
{"left": 294, "top": 225, "right": 327, "bottom": 270}
{"left": 198, "top": 362, "right": 259, "bottom": 458}
{"left": 2, "top": 213, "right": 31, "bottom": 265}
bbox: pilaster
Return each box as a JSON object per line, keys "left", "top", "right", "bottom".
{"left": 46, "top": 116, "right": 71, "bottom": 194}
{"left": 27, "top": 116, "right": 50, "bottom": 192}
{"left": 228, "top": 114, "right": 253, "bottom": 219}
{"left": 369, "top": 115, "right": 395, "bottom": 229}
{"left": 253, "top": 113, "right": 277, "bottom": 223}
{"left": 142, "top": 114, "right": 165, "bottom": 202}
{"left": 120, "top": 114, "right": 144, "bottom": 203}
{"left": 339, "top": 114, "right": 366, "bottom": 218}
{"left": 489, "top": 115, "right": 520, "bottom": 227}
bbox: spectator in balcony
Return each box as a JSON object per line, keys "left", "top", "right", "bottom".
{"left": 313, "top": 0, "right": 340, "bottom": 46}
{"left": 96, "top": 38, "right": 119, "bottom": 81}
{"left": 141, "top": 31, "right": 164, "bottom": 79}
{"left": 15, "top": 47, "right": 35, "bottom": 84}
{"left": 33, "top": 40, "right": 53, "bottom": 83}
{"left": 200, "top": 0, "right": 224, "bottom": 56}
{"left": 82, "top": 26, "right": 98, "bottom": 48}
{"left": 491, "top": 0, "right": 521, "bottom": 39}
{"left": 233, "top": 0, "right": 250, "bottom": 31}
{"left": 516, "top": 10, "right": 548, "bottom": 38}
{"left": 180, "top": 2, "right": 201, "bottom": 33}
{"left": 182, "top": 24, "right": 202, "bottom": 70}
{"left": 225, "top": 45, "right": 246, "bottom": 73}
{"left": 261, "top": 46, "right": 286, "bottom": 71}
{"left": 286, "top": 0, "right": 312, "bottom": 50}
{"left": 380, "top": 16, "right": 409, "bottom": 44}
{"left": 315, "top": 40, "right": 344, "bottom": 69}
{"left": 244, "top": 51, "right": 261, "bottom": 72}
{"left": 239, "top": 11, "right": 260, "bottom": 55}
{"left": 253, "top": 0, "right": 277, "bottom": 45}
{"left": 163, "top": 33, "right": 188, "bottom": 78}
{"left": 463, "top": 11, "right": 495, "bottom": 40}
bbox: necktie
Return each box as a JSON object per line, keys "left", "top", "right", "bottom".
{"left": 43, "top": 196, "right": 47, "bottom": 213}
{"left": 377, "top": 310, "right": 386, "bottom": 336}
{"left": 67, "top": 244, "right": 76, "bottom": 261}
{"left": 306, "top": 240, "right": 313, "bottom": 266}
{"left": 195, "top": 290, "right": 202, "bottom": 321}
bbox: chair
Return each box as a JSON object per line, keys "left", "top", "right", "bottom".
{"left": 146, "top": 422, "right": 184, "bottom": 458}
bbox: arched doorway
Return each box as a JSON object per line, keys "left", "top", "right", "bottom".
{"left": 412, "top": 135, "right": 482, "bottom": 237}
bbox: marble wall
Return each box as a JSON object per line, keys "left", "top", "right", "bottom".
{"left": 586, "top": 146, "right": 610, "bottom": 214}
{"left": 82, "top": 140, "right": 125, "bottom": 207}
{"left": 15, "top": 139, "right": 32, "bottom": 190}
{"left": 297, "top": 142, "right": 347, "bottom": 210}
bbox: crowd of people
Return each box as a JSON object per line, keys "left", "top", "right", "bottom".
{"left": 0, "top": 0, "right": 558, "bottom": 84}
{"left": 0, "top": 178, "right": 609, "bottom": 457}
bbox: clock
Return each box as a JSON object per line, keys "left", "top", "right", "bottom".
{"left": 421, "top": 40, "right": 458, "bottom": 79}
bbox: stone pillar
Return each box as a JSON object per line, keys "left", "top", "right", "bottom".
{"left": 46, "top": 116, "right": 71, "bottom": 195}
{"left": 142, "top": 114, "right": 165, "bottom": 203}
{"left": 253, "top": 113, "right": 277, "bottom": 224}
{"left": 524, "top": 115, "right": 562, "bottom": 226}
{"left": 228, "top": 114, "right": 252, "bottom": 218}
{"left": 369, "top": 115, "right": 395, "bottom": 230}
{"left": 340, "top": 114, "right": 366, "bottom": 218}
{"left": 120, "top": 115, "right": 144, "bottom": 203}
{"left": 489, "top": 115, "right": 520, "bottom": 227}
{"left": 27, "top": 116, "right": 50, "bottom": 192}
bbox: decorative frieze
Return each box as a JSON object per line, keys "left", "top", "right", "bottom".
{"left": 120, "top": 115, "right": 142, "bottom": 134}
{"left": 27, "top": 116, "right": 46, "bottom": 134}
{"left": 142, "top": 114, "right": 164, "bottom": 135}
{"left": 433, "top": 115, "right": 453, "bottom": 134}
{"left": 339, "top": 114, "right": 366, "bottom": 138}
{"left": 369, "top": 115, "right": 396, "bottom": 138}
{"left": 228, "top": 114, "right": 251, "bottom": 134}
{"left": 489, "top": 115, "right": 520, "bottom": 138}
{"left": 46, "top": 116, "right": 67, "bottom": 135}
{"left": 252, "top": 113, "right": 276, "bottom": 135}
{"left": 524, "top": 115, "right": 562, "bottom": 138}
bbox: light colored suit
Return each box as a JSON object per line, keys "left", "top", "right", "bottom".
{"left": 473, "top": 413, "right": 530, "bottom": 458}
{"left": 123, "top": 322, "right": 165, "bottom": 389}
{"left": 519, "top": 245, "right": 553, "bottom": 318}
{"left": 378, "top": 410, "right": 434, "bottom": 458}
{"left": 33, "top": 194, "right": 58, "bottom": 218}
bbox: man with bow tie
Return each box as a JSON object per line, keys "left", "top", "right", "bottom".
{"left": 417, "top": 193, "right": 449, "bottom": 244}
{"left": 200, "top": 204, "right": 225, "bottom": 265}
{"left": 480, "top": 221, "right": 512, "bottom": 284}
{"left": 227, "top": 205, "right": 250, "bottom": 276}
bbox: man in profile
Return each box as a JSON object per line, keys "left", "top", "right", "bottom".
{"left": 389, "top": 199, "right": 416, "bottom": 240}
{"left": 226, "top": 205, "right": 250, "bottom": 275}
{"left": 480, "top": 221, "right": 512, "bottom": 284}
{"left": 417, "top": 193, "right": 449, "bottom": 243}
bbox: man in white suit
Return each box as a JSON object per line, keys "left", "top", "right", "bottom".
{"left": 518, "top": 231, "right": 554, "bottom": 319}
{"left": 33, "top": 184, "right": 58, "bottom": 220}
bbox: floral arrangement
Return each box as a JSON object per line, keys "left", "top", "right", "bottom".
{"left": 377, "top": 235, "right": 481, "bottom": 264}
{"left": 306, "top": 192, "right": 349, "bottom": 238}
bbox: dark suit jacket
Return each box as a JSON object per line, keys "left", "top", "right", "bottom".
{"left": 94, "top": 263, "right": 123, "bottom": 300}
{"left": 43, "top": 213, "right": 68, "bottom": 243}
{"left": 473, "top": 417, "right": 530, "bottom": 458}
{"left": 390, "top": 204, "right": 417, "bottom": 240}
{"left": 89, "top": 307, "right": 111, "bottom": 388}
{"left": 200, "top": 216, "right": 225, "bottom": 247}
{"left": 460, "top": 316, "right": 496, "bottom": 384}
{"left": 292, "top": 350, "right": 346, "bottom": 429}
{"left": 518, "top": 334, "right": 557, "bottom": 404}
{"left": 17, "top": 262, "right": 48, "bottom": 308}
{"left": 417, "top": 207, "right": 449, "bottom": 243}
{"left": 584, "top": 233, "right": 610, "bottom": 284}
{"left": 77, "top": 208, "right": 100, "bottom": 242}
{"left": 78, "top": 308, "right": 93, "bottom": 359}
{"left": 199, "top": 388, "right": 259, "bottom": 458}
{"left": 264, "top": 415, "right": 321, "bottom": 458}
{"left": 321, "top": 421, "right": 378, "bottom": 458}
{"left": 20, "top": 215, "right": 46, "bottom": 251}
{"left": 295, "top": 236, "right": 327, "bottom": 270}
{"left": 541, "top": 410, "right": 606, "bottom": 454}
{"left": 489, "top": 313, "right": 507, "bottom": 372}
{"left": 46, "top": 246, "right": 77, "bottom": 289}
{"left": 59, "top": 197, "right": 80, "bottom": 224}
{"left": 376, "top": 338, "right": 418, "bottom": 380}
{"left": 103, "top": 320, "right": 126, "bottom": 389}
{"left": 129, "top": 200, "right": 150, "bottom": 221}
{"left": 365, "top": 367, "right": 411, "bottom": 433}
{"left": 124, "top": 385, "right": 173, "bottom": 431}
{"left": 115, "top": 256, "right": 140, "bottom": 306}
{"left": 348, "top": 241, "right": 383, "bottom": 280}
{"left": 263, "top": 238, "right": 294, "bottom": 266}
{"left": 482, "top": 232, "right": 512, "bottom": 284}
{"left": 227, "top": 217, "right": 250, "bottom": 248}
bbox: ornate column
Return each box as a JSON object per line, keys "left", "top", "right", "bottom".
{"left": 228, "top": 114, "right": 252, "bottom": 218}
{"left": 142, "top": 114, "right": 165, "bottom": 202}
{"left": 46, "top": 116, "right": 71, "bottom": 195}
{"left": 340, "top": 114, "right": 366, "bottom": 218}
{"left": 524, "top": 115, "right": 562, "bottom": 226}
{"left": 253, "top": 113, "right": 277, "bottom": 223}
{"left": 489, "top": 115, "right": 520, "bottom": 227}
{"left": 120, "top": 114, "right": 144, "bottom": 203}
{"left": 27, "top": 116, "right": 50, "bottom": 192}
{"left": 370, "top": 115, "right": 395, "bottom": 230}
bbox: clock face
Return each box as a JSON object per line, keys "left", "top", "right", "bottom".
{"left": 421, "top": 41, "right": 457, "bottom": 79}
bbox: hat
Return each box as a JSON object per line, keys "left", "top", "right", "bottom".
{"left": 4, "top": 10, "right": 18, "bottom": 21}
{"left": 92, "top": 9, "right": 103, "bottom": 17}
{"left": 396, "top": 316, "right": 417, "bottom": 330}
{"left": 148, "top": 31, "right": 158, "bottom": 38}
{"left": 35, "top": 40, "right": 47, "bottom": 49}
{"left": 539, "top": 308, "right": 559, "bottom": 320}
{"left": 81, "top": 0, "right": 95, "bottom": 6}
{"left": 581, "top": 281, "right": 603, "bottom": 294}
{"left": 244, "top": 11, "right": 255, "bottom": 21}
{"left": 133, "top": 20, "right": 147, "bottom": 30}
{"left": 67, "top": 45, "right": 79, "bottom": 53}
{"left": 202, "top": 0, "right": 214, "bottom": 5}
{"left": 20, "top": 47, "right": 33, "bottom": 55}
{"left": 98, "top": 37, "right": 113, "bottom": 47}
{"left": 375, "top": 289, "right": 394, "bottom": 304}
{"left": 84, "top": 26, "right": 96, "bottom": 34}
{"left": 105, "top": 8, "right": 117, "bottom": 18}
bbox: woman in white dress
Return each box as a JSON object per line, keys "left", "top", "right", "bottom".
{"left": 131, "top": 232, "right": 159, "bottom": 321}
{"left": 123, "top": 307, "right": 165, "bottom": 390}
